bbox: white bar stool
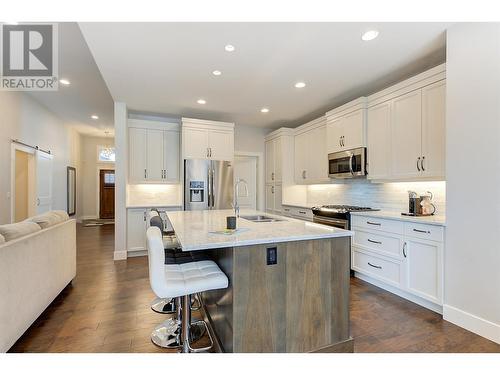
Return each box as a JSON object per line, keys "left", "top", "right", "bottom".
{"left": 146, "top": 227, "right": 228, "bottom": 353}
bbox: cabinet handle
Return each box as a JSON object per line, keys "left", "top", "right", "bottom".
{"left": 403, "top": 242, "right": 407, "bottom": 258}
{"left": 271, "top": 186, "right": 274, "bottom": 194}
{"left": 368, "top": 262, "right": 382, "bottom": 269}
{"left": 272, "top": 172, "right": 274, "bottom": 181}
{"left": 207, "top": 148, "right": 210, "bottom": 158}
{"left": 210, "top": 148, "right": 212, "bottom": 157}
{"left": 367, "top": 221, "right": 381, "bottom": 226}
{"left": 164, "top": 170, "right": 167, "bottom": 179}
{"left": 413, "top": 228, "right": 431, "bottom": 234}
{"left": 298, "top": 210, "right": 307, "bottom": 215}
{"left": 367, "top": 238, "right": 382, "bottom": 244}
{"left": 284, "top": 208, "right": 290, "bottom": 212}
{"left": 416, "top": 157, "right": 421, "bottom": 172}
{"left": 339, "top": 137, "right": 342, "bottom": 147}
{"left": 302, "top": 170, "right": 306, "bottom": 179}
{"left": 144, "top": 169, "right": 147, "bottom": 179}
{"left": 421, "top": 156, "right": 426, "bottom": 171}
{"left": 342, "top": 136, "right": 345, "bottom": 147}
{"left": 143, "top": 212, "right": 146, "bottom": 221}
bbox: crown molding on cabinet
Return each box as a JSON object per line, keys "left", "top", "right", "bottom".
{"left": 181, "top": 117, "right": 235, "bottom": 131}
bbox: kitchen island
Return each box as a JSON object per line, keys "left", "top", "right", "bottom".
{"left": 166, "top": 209, "right": 354, "bottom": 353}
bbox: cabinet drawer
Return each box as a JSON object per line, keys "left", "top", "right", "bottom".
{"left": 352, "top": 230, "right": 402, "bottom": 259}
{"left": 404, "top": 222, "right": 444, "bottom": 242}
{"left": 282, "top": 206, "right": 293, "bottom": 217}
{"left": 352, "top": 249, "right": 402, "bottom": 287}
{"left": 291, "top": 207, "right": 313, "bottom": 221}
{"left": 351, "top": 215, "right": 404, "bottom": 235}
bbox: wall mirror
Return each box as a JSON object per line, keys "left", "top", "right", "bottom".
{"left": 67, "top": 166, "right": 76, "bottom": 216}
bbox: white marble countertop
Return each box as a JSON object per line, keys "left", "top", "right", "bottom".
{"left": 126, "top": 203, "right": 182, "bottom": 209}
{"left": 351, "top": 210, "right": 446, "bottom": 226}
{"left": 281, "top": 203, "right": 313, "bottom": 209}
{"left": 166, "top": 209, "right": 353, "bottom": 251}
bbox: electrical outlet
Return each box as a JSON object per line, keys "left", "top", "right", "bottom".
{"left": 266, "top": 247, "right": 277, "bottom": 265}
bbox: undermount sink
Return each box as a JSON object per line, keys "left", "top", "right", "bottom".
{"left": 240, "top": 215, "right": 285, "bottom": 223}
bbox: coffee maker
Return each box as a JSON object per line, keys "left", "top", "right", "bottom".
{"left": 404, "top": 191, "right": 436, "bottom": 216}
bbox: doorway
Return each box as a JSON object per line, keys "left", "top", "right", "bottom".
{"left": 14, "top": 150, "right": 35, "bottom": 221}
{"left": 234, "top": 155, "right": 258, "bottom": 209}
{"left": 99, "top": 169, "right": 115, "bottom": 219}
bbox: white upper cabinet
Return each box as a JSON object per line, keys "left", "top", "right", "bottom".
{"left": 294, "top": 117, "right": 329, "bottom": 184}
{"left": 421, "top": 80, "right": 446, "bottom": 179}
{"left": 183, "top": 127, "right": 209, "bottom": 159}
{"left": 265, "top": 137, "right": 283, "bottom": 184}
{"left": 391, "top": 90, "right": 423, "bottom": 180}
{"left": 366, "top": 64, "right": 446, "bottom": 181}
{"left": 128, "top": 119, "right": 180, "bottom": 184}
{"left": 182, "top": 118, "right": 234, "bottom": 161}
{"left": 129, "top": 127, "right": 147, "bottom": 182}
{"left": 326, "top": 98, "right": 367, "bottom": 154}
{"left": 367, "top": 101, "right": 392, "bottom": 179}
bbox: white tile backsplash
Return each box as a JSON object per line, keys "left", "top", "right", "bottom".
{"left": 306, "top": 180, "right": 446, "bottom": 215}
{"left": 127, "top": 184, "right": 182, "bottom": 207}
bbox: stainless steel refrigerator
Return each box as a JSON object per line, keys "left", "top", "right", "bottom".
{"left": 184, "top": 159, "right": 234, "bottom": 211}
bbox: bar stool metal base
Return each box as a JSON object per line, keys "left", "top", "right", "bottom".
{"left": 150, "top": 297, "right": 176, "bottom": 314}
{"left": 151, "top": 318, "right": 207, "bottom": 349}
{"left": 181, "top": 294, "right": 214, "bottom": 353}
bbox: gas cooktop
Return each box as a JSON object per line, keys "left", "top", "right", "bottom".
{"left": 312, "top": 205, "right": 378, "bottom": 218}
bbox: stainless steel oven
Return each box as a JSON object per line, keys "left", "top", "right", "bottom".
{"left": 312, "top": 215, "right": 348, "bottom": 230}
{"left": 328, "top": 147, "right": 367, "bottom": 179}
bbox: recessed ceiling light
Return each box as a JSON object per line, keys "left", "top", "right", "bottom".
{"left": 361, "top": 30, "right": 379, "bottom": 41}
{"left": 212, "top": 70, "right": 222, "bottom": 76}
{"left": 197, "top": 99, "right": 206, "bottom": 105}
{"left": 295, "top": 82, "right": 306, "bottom": 88}
{"left": 224, "top": 44, "right": 235, "bottom": 52}
{"left": 260, "top": 108, "right": 269, "bottom": 113}
{"left": 91, "top": 115, "right": 99, "bottom": 120}
{"left": 59, "top": 79, "right": 70, "bottom": 85}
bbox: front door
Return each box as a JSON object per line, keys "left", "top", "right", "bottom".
{"left": 99, "top": 169, "right": 115, "bottom": 219}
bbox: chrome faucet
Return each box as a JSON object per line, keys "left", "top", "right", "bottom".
{"left": 233, "top": 178, "right": 249, "bottom": 218}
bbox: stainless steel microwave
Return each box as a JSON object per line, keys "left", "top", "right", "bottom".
{"left": 328, "top": 147, "right": 367, "bottom": 179}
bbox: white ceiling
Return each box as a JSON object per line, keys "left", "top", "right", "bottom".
{"left": 79, "top": 22, "right": 449, "bottom": 130}
{"left": 28, "top": 22, "right": 114, "bottom": 137}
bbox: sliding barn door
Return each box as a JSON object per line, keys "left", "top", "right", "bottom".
{"left": 36, "top": 151, "right": 53, "bottom": 214}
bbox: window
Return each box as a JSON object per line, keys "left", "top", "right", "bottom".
{"left": 97, "top": 146, "right": 116, "bottom": 162}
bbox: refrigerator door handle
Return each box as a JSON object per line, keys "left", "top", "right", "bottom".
{"left": 207, "top": 168, "right": 212, "bottom": 208}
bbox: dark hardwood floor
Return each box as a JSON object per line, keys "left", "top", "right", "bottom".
{"left": 9, "top": 224, "right": 500, "bottom": 353}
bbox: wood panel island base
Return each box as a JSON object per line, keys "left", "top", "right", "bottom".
{"left": 166, "top": 209, "right": 354, "bottom": 353}
{"left": 203, "top": 237, "right": 351, "bottom": 353}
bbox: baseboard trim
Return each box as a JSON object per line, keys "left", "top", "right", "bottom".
{"left": 127, "top": 250, "right": 147, "bottom": 258}
{"left": 113, "top": 250, "right": 127, "bottom": 261}
{"left": 443, "top": 304, "right": 500, "bottom": 344}
{"left": 354, "top": 272, "right": 443, "bottom": 314}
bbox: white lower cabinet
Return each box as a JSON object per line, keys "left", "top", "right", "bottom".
{"left": 127, "top": 206, "right": 180, "bottom": 252}
{"left": 352, "top": 216, "right": 444, "bottom": 311}
{"left": 404, "top": 237, "right": 443, "bottom": 305}
{"left": 281, "top": 205, "right": 313, "bottom": 221}
{"left": 265, "top": 183, "right": 282, "bottom": 214}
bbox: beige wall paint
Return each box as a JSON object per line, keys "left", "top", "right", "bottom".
{"left": 0, "top": 91, "right": 81, "bottom": 224}
{"left": 80, "top": 135, "right": 115, "bottom": 219}
{"left": 14, "top": 150, "right": 29, "bottom": 222}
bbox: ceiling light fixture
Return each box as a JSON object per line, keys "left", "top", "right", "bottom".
{"left": 361, "top": 30, "right": 379, "bottom": 41}
{"left": 295, "top": 82, "right": 306, "bottom": 88}
{"left": 224, "top": 44, "right": 235, "bottom": 52}
{"left": 212, "top": 70, "right": 222, "bottom": 76}
{"left": 91, "top": 115, "right": 99, "bottom": 120}
{"left": 260, "top": 108, "right": 269, "bottom": 113}
{"left": 197, "top": 99, "right": 206, "bottom": 105}
{"left": 59, "top": 79, "right": 70, "bottom": 85}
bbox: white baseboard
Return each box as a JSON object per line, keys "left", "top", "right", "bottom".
{"left": 127, "top": 250, "right": 147, "bottom": 258}
{"left": 113, "top": 250, "right": 127, "bottom": 260}
{"left": 443, "top": 304, "right": 500, "bottom": 344}
{"left": 354, "top": 272, "right": 443, "bottom": 314}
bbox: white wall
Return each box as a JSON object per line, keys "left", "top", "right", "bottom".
{"left": 79, "top": 135, "right": 115, "bottom": 220}
{"left": 0, "top": 91, "right": 81, "bottom": 224}
{"left": 444, "top": 23, "right": 500, "bottom": 344}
